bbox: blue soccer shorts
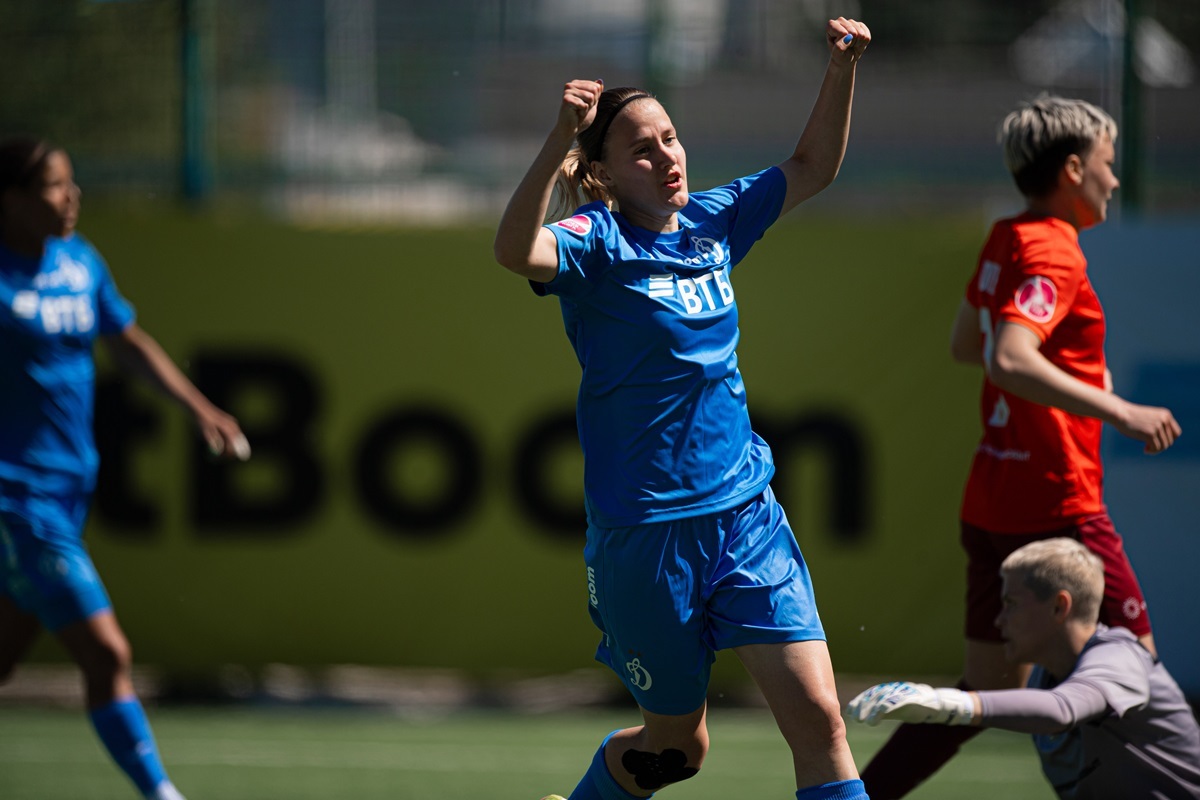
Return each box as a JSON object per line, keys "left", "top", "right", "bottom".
{"left": 583, "top": 485, "right": 825, "bottom": 715}
{"left": 0, "top": 482, "right": 112, "bottom": 632}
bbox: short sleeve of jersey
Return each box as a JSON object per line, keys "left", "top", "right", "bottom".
{"left": 991, "top": 219, "right": 1086, "bottom": 342}
{"left": 533, "top": 202, "right": 615, "bottom": 300}
{"left": 963, "top": 221, "right": 1002, "bottom": 311}
{"left": 534, "top": 167, "right": 786, "bottom": 300}
{"left": 79, "top": 236, "right": 135, "bottom": 334}
{"left": 684, "top": 166, "right": 786, "bottom": 268}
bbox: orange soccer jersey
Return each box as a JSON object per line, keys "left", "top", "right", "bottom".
{"left": 960, "top": 213, "right": 1108, "bottom": 533}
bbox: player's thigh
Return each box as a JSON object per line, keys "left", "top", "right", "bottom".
{"left": 1077, "top": 515, "right": 1152, "bottom": 637}
{"left": 961, "top": 522, "right": 1047, "bottom": 642}
{"left": 735, "top": 640, "right": 842, "bottom": 735}
{"left": 56, "top": 609, "right": 132, "bottom": 676}
{"left": 735, "top": 640, "right": 859, "bottom": 784}
{"left": 0, "top": 594, "right": 42, "bottom": 680}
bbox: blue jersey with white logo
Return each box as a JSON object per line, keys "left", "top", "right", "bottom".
{"left": 0, "top": 235, "right": 135, "bottom": 493}
{"left": 537, "top": 166, "right": 786, "bottom": 527}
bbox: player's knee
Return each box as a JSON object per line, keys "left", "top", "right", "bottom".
{"left": 80, "top": 633, "right": 134, "bottom": 682}
{"left": 779, "top": 693, "right": 848, "bottom": 755}
{"left": 618, "top": 738, "right": 706, "bottom": 791}
{"left": 0, "top": 632, "right": 32, "bottom": 685}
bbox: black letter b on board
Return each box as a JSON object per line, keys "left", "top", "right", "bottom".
{"left": 189, "top": 351, "right": 324, "bottom": 532}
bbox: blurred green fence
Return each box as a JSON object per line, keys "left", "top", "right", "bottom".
{"left": 2, "top": 0, "right": 1198, "bottom": 219}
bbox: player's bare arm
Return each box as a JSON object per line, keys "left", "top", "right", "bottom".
{"left": 950, "top": 299, "right": 984, "bottom": 366}
{"left": 102, "top": 323, "right": 250, "bottom": 460}
{"left": 494, "top": 79, "right": 603, "bottom": 282}
{"left": 776, "top": 17, "right": 870, "bottom": 216}
{"left": 989, "top": 322, "right": 1181, "bottom": 453}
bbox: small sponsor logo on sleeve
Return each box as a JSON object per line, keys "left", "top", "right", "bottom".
{"left": 552, "top": 215, "right": 593, "bottom": 236}
{"left": 1014, "top": 275, "right": 1057, "bottom": 323}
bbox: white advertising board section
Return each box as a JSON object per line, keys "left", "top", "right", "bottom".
{"left": 1084, "top": 220, "right": 1200, "bottom": 697}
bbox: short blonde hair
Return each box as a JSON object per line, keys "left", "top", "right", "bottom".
{"left": 999, "top": 95, "right": 1117, "bottom": 198}
{"left": 1000, "top": 538, "right": 1105, "bottom": 622}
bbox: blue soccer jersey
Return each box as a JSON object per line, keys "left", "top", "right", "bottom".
{"left": 0, "top": 234, "right": 135, "bottom": 492}
{"left": 536, "top": 166, "right": 786, "bottom": 527}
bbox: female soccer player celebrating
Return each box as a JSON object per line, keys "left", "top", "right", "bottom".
{"left": 494, "top": 17, "right": 872, "bottom": 800}
{"left": 0, "top": 137, "right": 249, "bottom": 800}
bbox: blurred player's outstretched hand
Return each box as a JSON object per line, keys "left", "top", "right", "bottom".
{"left": 846, "top": 681, "right": 975, "bottom": 726}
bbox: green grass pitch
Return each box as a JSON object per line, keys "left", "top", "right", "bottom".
{"left": 0, "top": 705, "right": 1054, "bottom": 799}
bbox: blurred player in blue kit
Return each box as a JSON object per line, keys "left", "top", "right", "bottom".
{"left": 0, "top": 137, "right": 250, "bottom": 800}
{"left": 494, "top": 17, "right": 872, "bottom": 800}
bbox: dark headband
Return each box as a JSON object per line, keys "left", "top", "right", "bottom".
{"left": 586, "top": 92, "right": 652, "bottom": 163}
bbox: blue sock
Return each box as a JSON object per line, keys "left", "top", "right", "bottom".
{"left": 796, "top": 778, "right": 869, "bottom": 800}
{"left": 569, "top": 730, "right": 648, "bottom": 800}
{"left": 88, "top": 697, "right": 169, "bottom": 798}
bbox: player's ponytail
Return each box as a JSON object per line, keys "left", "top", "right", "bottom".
{"left": 546, "top": 145, "right": 610, "bottom": 223}
{"left": 545, "top": 87, "right": 655, "bottom": 223}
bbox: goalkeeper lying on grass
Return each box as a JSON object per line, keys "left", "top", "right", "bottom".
{"left": 847, "top": 538, "right": 1200, "bottom": 800}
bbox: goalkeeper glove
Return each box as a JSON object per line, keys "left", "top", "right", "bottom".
{"left": 846, "top": 681, "right": 975, "bottom": 727}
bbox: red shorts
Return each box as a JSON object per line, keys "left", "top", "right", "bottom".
{"left": 961, "top": 513, "right": 1151, "bottom": 641}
